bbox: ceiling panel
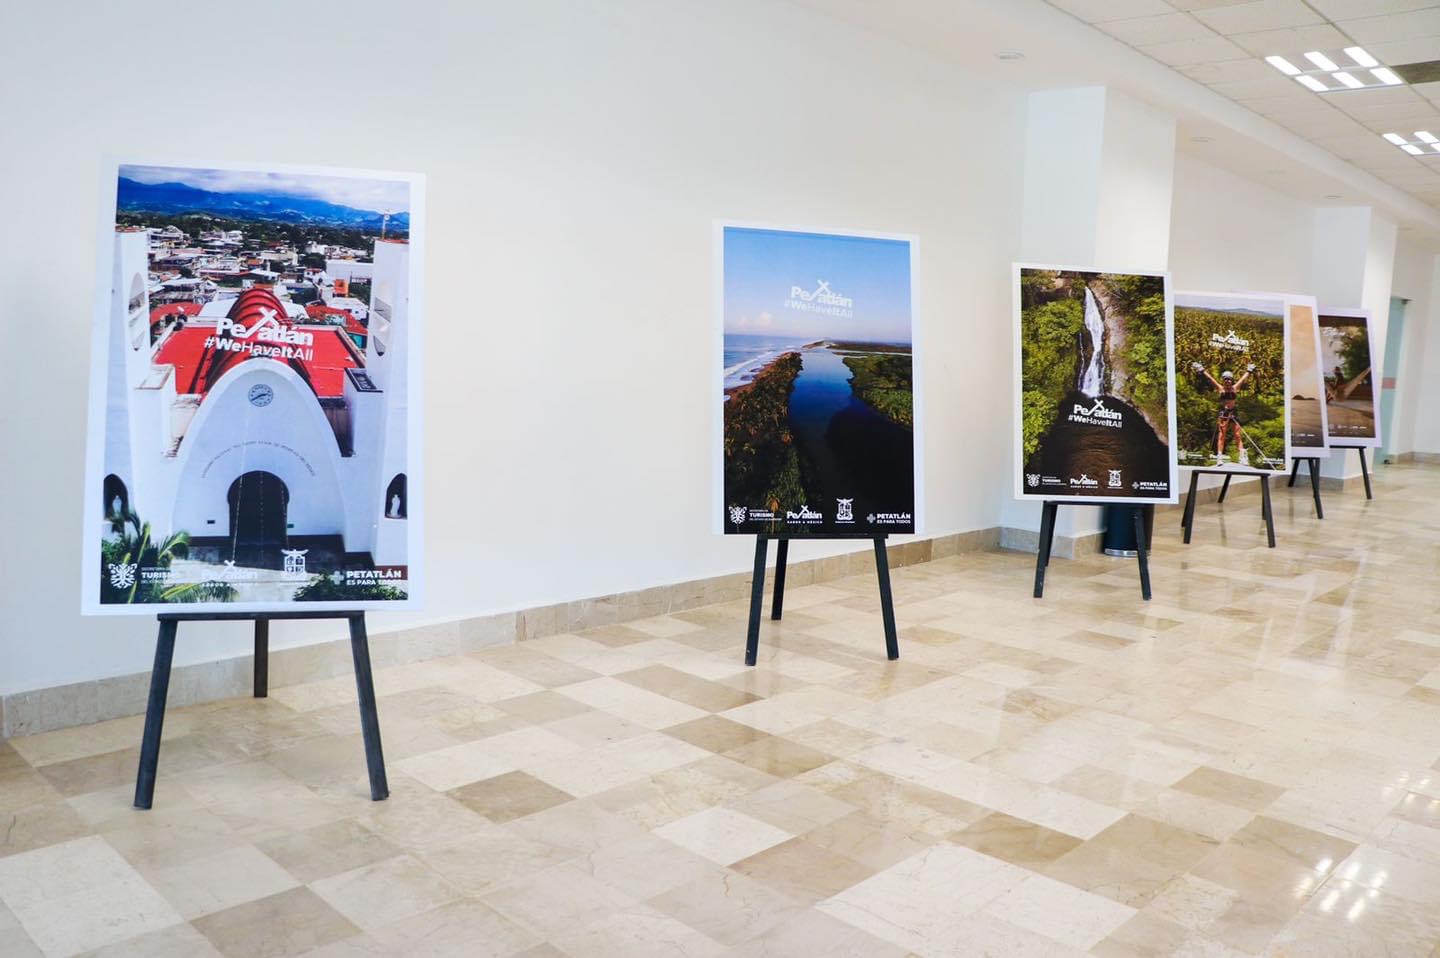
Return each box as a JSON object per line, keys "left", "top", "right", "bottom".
{"left": 1043, "top": 0, "right": 1440, "bottom": 215}
{"left": 1189, "top": 0, "right": 1325, "bottom": 33}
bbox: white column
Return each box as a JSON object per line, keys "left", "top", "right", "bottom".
{"left": 1005, "top": 86, "right": 1177, "bottom": 549}
{"left": 1310, "top": 207, "right": 1396, "bottom": 478}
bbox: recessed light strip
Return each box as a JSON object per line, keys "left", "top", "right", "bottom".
{"left": 1345, "top": 47, "right": 1378, "bottom": 68}
{"left": 1296, "top": 75, "right": 1328, "bottom": 92}
{"left": 1305, "top": 51, "right": 1339, "bottom": 71}
{"left": 1371, "top": 67, "right": 1403, "bottom": 86}
{"left": 1266, "top": 55, "right": 1300, "bottom": 76}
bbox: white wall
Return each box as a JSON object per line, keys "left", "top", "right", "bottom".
{"left": 0, "top": 0, "right": 1028, "bottom": 695}
{"left": 1390, "top": 238, "right": 1439, "bottom": 457}
{"left": 1168, "top": 154, "right": 1313, "bottom": 294}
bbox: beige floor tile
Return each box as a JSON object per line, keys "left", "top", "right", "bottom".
{"left": 660, "top": 715, "right": 770, "bottom": 754}
{"left": 192, "top": 886, "right": 359, "bottom": 958}
{"left": 548, "top": 903, "right": 725, "bottom": 957}
{"left": 722, "top": 907, "right": 910, "bottom": 957}
{"left": 146, "top": 844, "right": 298, "bottom": 919}
{"left": 647, "top": 869, "right": 807, "bottom": 947}
{"left": 952, "top": 811, "right": 1085, "bottom": 867}
{"left": 654, "top": 807, "right": 793, "bottom": 866}
{"left": 412, "top": 826, "right": 574, "bottom": 897}
{"left": 983, "top": 871, "right": 1137, "bottom": 949}
{"left": 449, "top": 771, "right": 575, "bottom": 823}
{"left": 255, "top": 819, "right": 402, "bottom": 884}
{"left": 311, "top": 854, "right": 461, "bottom": 931}
{"left": 564, "top": 832, "right": 717, "bottom": 901}
{"left": 1172, "top": 766, "right": 1285, "bottom": 812}
{"left": 731, "top": 837, "right": 875, "bottom": 903}
{"left": 366, "top": 899, "right": 539, "bottom": 958}
{"left": 77, "top": 921, "right": 223, "bottom": 957}
{"left": 480, "top": 863, "right": 636, "bottom": 939}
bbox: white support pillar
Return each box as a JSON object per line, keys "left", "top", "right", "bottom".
{"left": 1004, "top": 86, "right": 1177, "bottom": 552}
{"left": 1310, "top": 207, "right": 1396, "bottom": 479}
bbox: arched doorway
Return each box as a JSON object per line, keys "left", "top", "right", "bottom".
{"left": 227, "top": 471, "right": 289, "bottom": 556}
{"left": 385, "top": 473, "right": 407, "bottom": 519}
{"left": 103, "top": 474, "right": 129, "bottom": 523}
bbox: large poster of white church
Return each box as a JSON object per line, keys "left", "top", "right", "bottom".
{"left": 81, "top": 160, "right": 424, "bottom": 614}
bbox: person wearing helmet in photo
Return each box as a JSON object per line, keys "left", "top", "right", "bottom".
{"left": 1191, "top": 361, "right": 1255, "bottom": 465}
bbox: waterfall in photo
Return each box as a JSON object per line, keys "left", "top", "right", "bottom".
{"left": 1079, "top": 287, "right": 1106, "bottom": 397}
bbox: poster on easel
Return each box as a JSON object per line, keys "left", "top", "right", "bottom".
{"left": 1173, "top": 292, "right": 1288, "bottom": 474}
{"left": 82, "top": 159, "right": 424, "bottom": 614}
{"left": 1014, "top": 265, "right": 1177, "bottom": 503}
{"left": 716, "top": 223, "right": 919, "bottom": 536}
{"left": 1284, "top": 294, "right": 1330, "bottom": 459}
{"left": 1317, "top": 308, "right": 1381, "bottom": 448}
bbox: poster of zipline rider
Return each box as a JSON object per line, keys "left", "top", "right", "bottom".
{"left": 1173, "top": 291, "right": 1289, "bottom": 475}
{"left": 81, "top": 159, "right": 425, "bottom": 614}
{"left": 1318, "top": 308, "right": 1382, "bottom": 449}
{"left": 1014, "top": 265, "right": 1177, "bottom": 503}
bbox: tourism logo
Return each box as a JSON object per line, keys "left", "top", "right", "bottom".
{"left": 1108, "top": 469, "right": 1122, "bottom": 488}
{"left": 282, "top": 549, "right": 309, "bottom": 577}
{"left": 1209, "top": 329, "right": 1250, "bottom": 353}
{"left": 1027, "top": 473, "right": 1040, "bottom": 488}
{"left": 836, "top": 498, "right": 854, "bottom": 522}
{"left": 206, "top": 307, "right": 315, "bottom": 360}
{"left": 1067, "top": 397, "right": 1123, "bottom": 429}
{"left": 248, "top": 383, "right": 274, "bottom": 407}
{"left": 107, "top": 561, "right": 137, "bottom": 590}
{"left": 728, "top": 505, "right": 748, "bottom": 526}
{"left": 785, "top": 279, "right": 854, "bottom": 319}
{"left": 1069, "top": 474, "right": 1099, "bottom": 488}
{"left": 868, "top": 511, "right": 912, "bottom": 525}
{"left": 786, "top": 504, "right": 823, "bottom": 523}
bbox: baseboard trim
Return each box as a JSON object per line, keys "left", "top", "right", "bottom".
{"left": 2, "top": 527, "right": 1001, "bottom": 738}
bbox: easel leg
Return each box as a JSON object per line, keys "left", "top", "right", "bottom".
{"left": 1033, "top": 501, "right": 1057, "bottom": 598}
{"left": 348, "top": 615, "right": 389, "bottom": 802}
{"left": 1288, "top": 458, "right": 1300, "bottom": 488}
{"left": 253, "top": 618, "right": 269, "bottom": 698}
{"left": 770, "top": 539, "right": 789, "bottom": 621}
{"left": 133, "top": 619, "right": 178, "bottom": 810}
{"left": 744, "top": 534, "right": 768, "bottom": 666}
{"left": 1308, "top": 458, "right": 1324, "bottom": 519}
{"left": 1358, "top": 448, "right": 1373, "bottom": 500}
{"left": 873, "top": 538, "right": 899, "bottom": 661}
{"left": 1260, "top": 475, "right": 1276, "bottom": 548}
{"left": 1133, "top": 507, "right": 1152, "bottom": 601}
{"left": 1217, "top": 474, "right": 1232, "bottom": 503}
{"left": 1181, "top": 471, "right": 1199, "bottom": 543}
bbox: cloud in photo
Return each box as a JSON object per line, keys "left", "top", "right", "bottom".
{"left": 120, "top": 165, "right": 409, "bottom": 214}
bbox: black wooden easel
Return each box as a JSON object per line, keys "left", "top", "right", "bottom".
{"left": 1285, "top": 457, "right": 1325, "bottom": 518}
{"left": 1180, "top": 470, "right": 1276, "bottom": 548}
{"left": 745, "top": 533, "right": 898, "bottom": 666}
{"left": 1330, "top": 445, "right": 1375, "bottom": 500}
{"left": 134, "top": 611, "right": 389, "bottom": 809}
{"left": 1032, "top": 502, "right": 1151, "bottom": 600}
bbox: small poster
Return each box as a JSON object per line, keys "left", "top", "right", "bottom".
{"left": 1285, "top": 295, "right": 1330, "bottom": 458}
{"left": 717, "top": 224, "right": 918, "bottom": 535}
{"left": 1014, "top": 265, "right": 1176, "bottom": 503}
{"left": 1318, "top": 308, "right": 1381, "bottom": 447}
{"left": 82, "top": 160, "right": 424, "bottom": 614}
{"left": 1174, "top": 292, "right": 1288, "bottom": 474}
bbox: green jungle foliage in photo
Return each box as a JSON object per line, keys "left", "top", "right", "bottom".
{"left": 1174, "top": 307, "right": 1286, "bottom": 467}
{"left": 100, "top": 510, "right": 237, "bottom": 604}
{"left": 1326, "top": 326, "right": 1371, "bottom": 383}
{"left": 723, "top": 352, "right": 809, "bottom": 513}
{"left": 841, "top": 353, "right": 914, "bottom": 428}
{"left": 1018, "top": 269, "right": 1169, "bottom": 461}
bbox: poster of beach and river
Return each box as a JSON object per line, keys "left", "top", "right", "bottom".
{"left": 1014, "top": 265, "right": 1177, "bottom": 503}
{"left": 1318, "top": 308, "right": 1382, "bottom": 448}
{"left": 717, "top": 224, "right": 918, "bottom": 536}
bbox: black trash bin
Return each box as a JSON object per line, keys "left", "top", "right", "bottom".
{"left": 1101, "top": 504, "right": 1154, "bottom": 557}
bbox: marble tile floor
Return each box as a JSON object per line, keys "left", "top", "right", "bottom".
{"left": 4, "top": 465, "right": 1440, "bottom": 956}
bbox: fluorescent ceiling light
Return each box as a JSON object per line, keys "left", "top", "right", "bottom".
{"left": 1332, "top": 71, "right": 1364, "bottom": 89}
{"left": 1297, "top": 75, "right": 1328, "bottom": 92}
{"left": 1384, "top": 133, "right": 1407, "bottom": 145}
{"left": 1403, "top": 144, "right": 1425, "bottom": 155}
{"left": 1418, "top": 131, "right": 1438, "bottom": 143}
{"left": 1265, "top": 55, "right": 1301, "bottom": 76}
{"left": 1305, "top": 51, "right": 1339, "bottom": 71}
{"left": 1345, "top": 46, "right": 1378, "bottom": 68}
{"left": 1371, "top": 67, "right": 1403, "bottom": 86}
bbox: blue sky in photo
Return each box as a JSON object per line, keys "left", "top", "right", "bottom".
{"left": 724, "top": 226, "right": 912, "bottom": 343}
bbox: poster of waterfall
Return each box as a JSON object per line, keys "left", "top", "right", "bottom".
{"left": 82, "top": 159, "right": 424, "bottom": 615}
{"left": 1318, "top": 308, "right": 1381, "bottom": 447}
{"left": 1285, "top": 295, "right": 1330, "bottom": 458}
{"left": 717, "top": 223, "right": 918, "bottom": 535}
{"left": 1014, "top": 265, "right": 1176, "bottom": 503}
{"left": 1174, "top": 292, "right": 1288, "bottom": 474}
